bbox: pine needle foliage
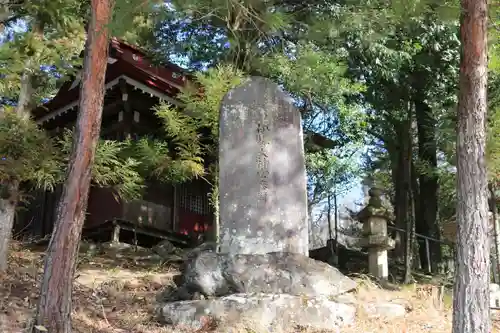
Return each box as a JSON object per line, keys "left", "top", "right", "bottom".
{"left": 0, "top": 108, "right": 61, "bottom": 192}
{"left": 0, "top": 12, "right": 86, "bottom": 103}
{"left": 487, "top": 75, "right": 500, "bottom": 189}
{"left": 127, "top": 137, "right": 205, "bottom": 183}
{"left": 0, "top": 111, "right": 145, "bottom": 203}
{"left": 153, "top": 64, "right": 246, "bottom": 210}
{"left": 154, "top": 64, "right": 246, "bottom": 157}
{"left": 58, "top": 129, "right": 144, "bottom": 202}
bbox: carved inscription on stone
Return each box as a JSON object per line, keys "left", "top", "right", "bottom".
{"left": 255, "top": 122, "right": 270, "bottom": 204}
{"left": 218, "top": 76, "right": 309, "bottom": 255}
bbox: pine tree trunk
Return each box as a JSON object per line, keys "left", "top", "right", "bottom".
{"left": 34, "top": 1, "right": 113, "bottom": 331}
{"left": 452, "top": 0, "right": 490, "bottom": 332}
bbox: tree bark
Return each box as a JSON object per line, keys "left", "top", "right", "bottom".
{"left": 392, "top": 118, "right": 412, "bottom": 262}
{"left": 0, "top": 180, "right": 18, "bottom": 272}
{"left": 411, "top": 160, "right": 424, "bottom": 271}
{"left": 403, "top": 106, "right": 414, "bottom": 284}
{"left": 0, "top": 2, "right": 11, "bottom": 34}
{"left": 452, "top": 0, "right": 490, "bottom": 332}
{"left": 414, "top": 99, "right": 441, "bottom": 273}
{"left": 34, "top": 0, "right": 113, "bottom": 331}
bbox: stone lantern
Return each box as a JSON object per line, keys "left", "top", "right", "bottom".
{"left": 357, "top": 187, "right": 395, "bottom": 280}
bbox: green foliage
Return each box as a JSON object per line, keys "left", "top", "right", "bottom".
{"left": 306, "top": 150, "right": 359, "bottom": 207}
{"left": 0, "top": 27, "right": 85, "bottom": 100}
{"left": 142, "top": 1, "right": 377, "bottom": 211}
{"left": 2, "top": 0, "right": 477, "bottom": 228}
{"left": 487, "top": 73, "right": 500, "bottom": 188}
{"left": 488, "top": 5, "right": 500, "bottom": 189}
{"left": 259, "top": 44, "right": 365, "bottom": 105}
{"left": 23, "top": 0, "right": 88, "bottom": 28}
{"left": 110, "top": 0, "right": 164, "bottom": 40}
{"left": 257, "top": 43, "right": 367, "bottom": 144}
{"left": 153, "top": 0, "right": 293, "bottom": 70}
{"left": 127, "top": 138, "right": 205, "bottom": 183}
{"left": 57, "top": 129, "right": 145, "bottom": 201}
{"left": 436, "top": 167, "right": 457, "bottom": 223}
{"left": 151, "top": 64, "right": 245, "bottom": 211}
{"left": 0, "top": 14, "right": 86, "bottom": 104}
{"left": 155, "top": 64, "right": 246, "bottom": 149}
{"left": 0, "top": 113, "right": 144, "bottom": 202}
{"left": 135, "top": 66, "right": 246, "bottom": 186}
{"left": 0, "top": 0, "right": 178, "bottom": 206}
{"left": 0, "top": 109, "right": 61, "bottom": 191}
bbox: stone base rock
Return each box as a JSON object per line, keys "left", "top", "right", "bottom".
{"left": 160, "top": 293, "right": 356, "bottom": 332}
{"left": 172, "top": 251, "right": 357, "bottom": 300}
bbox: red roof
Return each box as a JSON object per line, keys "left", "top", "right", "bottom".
{"left": 32, "top": 38, "right": 192, "bottom": 120}
{"left": 32, "top": 39, "right": 337, "bottom": 150}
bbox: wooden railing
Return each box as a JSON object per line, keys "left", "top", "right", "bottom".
{"left": 387, "top": 225, "right": 455, "bottom": 274}
{"left": 121, "top": 199, "right": 173, "bottom": 232}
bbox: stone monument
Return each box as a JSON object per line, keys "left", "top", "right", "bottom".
{"left": 218, "top": 76, "right": 309, "bottom": 255}
{"left": 357, "top": 187, "right": 395, "bottom": 280}
{"left": 157, "top": 77, "right": 358, "bottom": 332}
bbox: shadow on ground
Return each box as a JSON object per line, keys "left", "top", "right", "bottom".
{"left": 1, "top": 242, "right": 500, "bottom": 333}
{"left": 0, "top": 242, "right": 179, "bottom": 333}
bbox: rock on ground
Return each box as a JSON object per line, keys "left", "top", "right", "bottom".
{"left": 152, "top": 240, "right": 176, "bottom": 257}
{"left": 170, "top": 251, "right": 357, "bottom": 300}
{"left": 160, "top": 293, "right": 356, "bottom": 332}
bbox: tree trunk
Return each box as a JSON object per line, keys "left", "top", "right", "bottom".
{"left": 333, "top": 191, "right": 339, "bottom": 265}
{"left": 0, "top": 3, "right": 11, "bottom": 34}
{"left": 34, "top": 1, "right": 113, "bottom": 331}
{"left": 411, "top": 160, "right": 426, "bottom": 271}
{"left": 403, "top": 106, "right": 414, "bottom": 284}
{"left": 452, "top": 0, "right": 490, "bottom": 332}
{"left": 327, "top": 192, "right": 333, "bottom": 241}
{"left": 326, "top": 193, "right": 334, "bottom": 261}
{"left": 414, "top": 99, "right": 441, "bottom": 273}
{"left": 0, "top": 181, "right": 19, "bottom": 273}
{"left": 0, "top": 21, "right": 40, "bottom": 273}
{"left": 0, "top": 180, "right": 18, "bottom": 272}
{"left": 387, "top": 141, "right": 403, "bottom": 253}
{"left": 392, "top": 118, "right": 412, "bottom": 262}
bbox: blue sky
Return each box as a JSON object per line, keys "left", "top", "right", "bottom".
{"left": 0, "top": 19, "right": 27, "bottom": 43}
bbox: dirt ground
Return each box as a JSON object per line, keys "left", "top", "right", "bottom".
{"left": 0, "top": 242, "right": 499, "bottom": 333}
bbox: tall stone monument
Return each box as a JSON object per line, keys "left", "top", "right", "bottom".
{"left": 218, "top": 76, "right": 309, "bottom": 255}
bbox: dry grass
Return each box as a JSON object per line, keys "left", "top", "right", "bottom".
{"left": 0, "top": 242, "right": 499, "bottom": 333}
{"left": 342, "top": 279, "right": 452, "bottom": 333}
{"left": 0, "top": 242, "right": 178, "bottom": 333}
